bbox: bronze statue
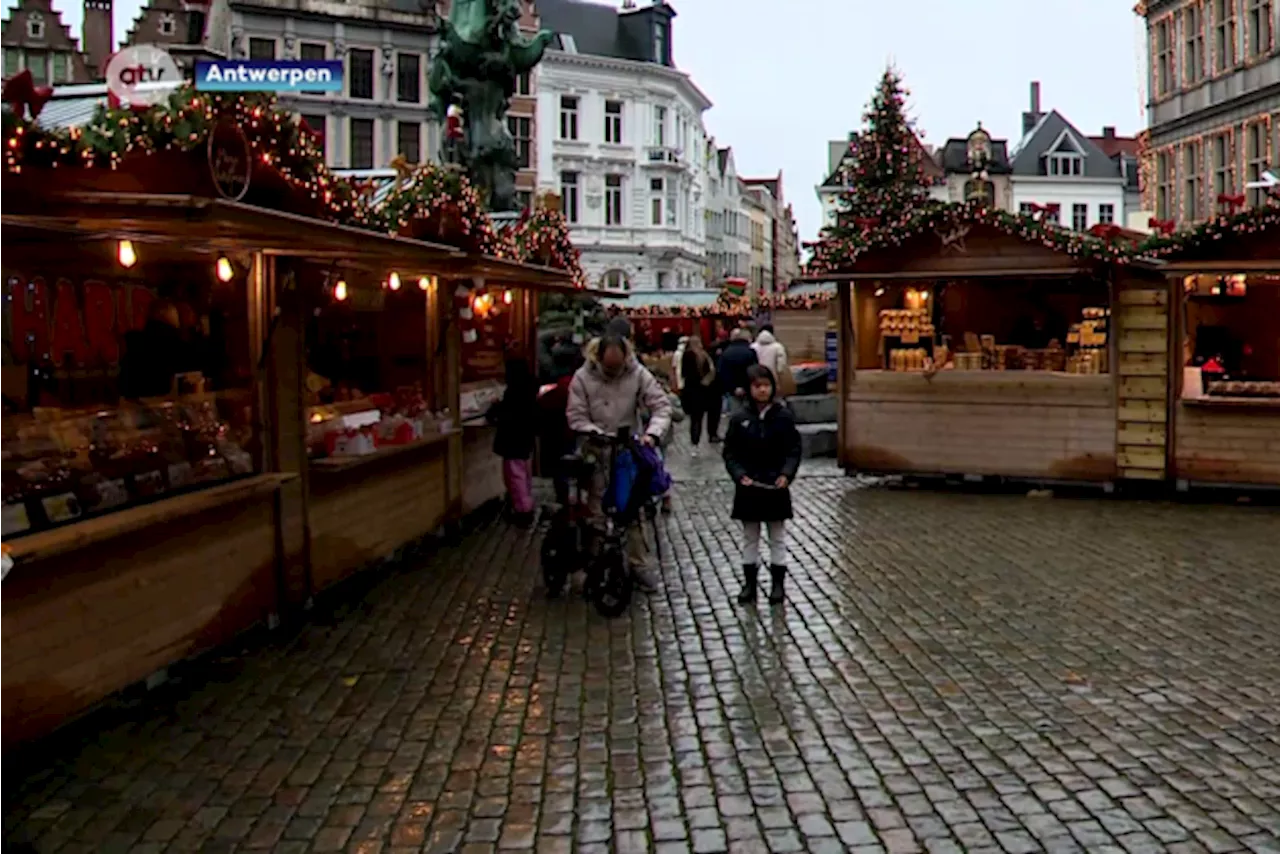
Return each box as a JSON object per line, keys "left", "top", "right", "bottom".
{"left": 429, "top": 0, "right": 554, "bottom": 212}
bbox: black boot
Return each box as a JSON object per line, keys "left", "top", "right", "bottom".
{"left": 737, "top": 564, "right": 758, "bottom": 604}
{"left": 768, "top": 565, "right": 786, "bottom": 604}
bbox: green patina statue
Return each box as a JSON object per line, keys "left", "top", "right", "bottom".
{"left": 428, "top": 0, "right": 555, "bottom": 213}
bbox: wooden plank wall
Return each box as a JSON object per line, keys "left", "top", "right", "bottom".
{"left": 1114, "top": 284, "right": 1171, "bottom": 481}
{"left": 1, "top": 498, "right": 279, "bottom": 746}
{"left": 772, "top": 307, "right": 830, "bottom": 363}
{"left": 307, "top": 449, "right": 449, "bottom": 591}
{"left": 844, "top": 373, "right": 1117, "bottom": 481}
{"left": 1174, "top": 405, "right": 1280, "bottom": 485}
{"left": 461, "top": 425, "right": 505, "bottom": 515}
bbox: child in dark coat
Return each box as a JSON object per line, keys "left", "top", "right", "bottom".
{"left": 488, "top": 358, "right": 539, "bottom": 526}
{"left": 722, "top": 364, "right": 802, "bottom": 604}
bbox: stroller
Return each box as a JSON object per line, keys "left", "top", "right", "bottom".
{"left": 540, "top": 428, "right": 665, "bottom": 617}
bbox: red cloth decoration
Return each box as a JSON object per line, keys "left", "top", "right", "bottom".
{"left": 854, "top": 217, "right": 881, "bottom": 231}
{"left": 1148, "top": 217, "right": 1175, "bottom": 235}
{"left": 1217, "top": 193, "right": 1246, "bottom": 212}
{"left": 1, "top": 70, "right": 47, "bottom": 120}
{"left": 1088, "top": 223, "right": 1122, "bottom": 241}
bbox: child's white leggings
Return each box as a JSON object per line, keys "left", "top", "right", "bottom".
{"left": 742, "top": 520, "right": 787, "bottom": 566}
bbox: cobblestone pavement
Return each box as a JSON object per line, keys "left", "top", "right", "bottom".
{"left": 6, "top": 437, "right": 1280, "bottom": 854}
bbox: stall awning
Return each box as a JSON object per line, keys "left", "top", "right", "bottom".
{"left": 1, "top": 192, "right": 593, "bottom": 294}
{"left": 783, "top": 281, "right": 836, "bottom": 298}
{"left": 600, "top": 289, "right": 720, "bottom": 309}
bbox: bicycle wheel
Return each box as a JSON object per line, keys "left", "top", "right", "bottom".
{"left": 592, "top": 545, "right": 632, "bottom": 618}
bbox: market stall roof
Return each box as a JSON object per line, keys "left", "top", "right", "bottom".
{"left": 600, "top": 289, "right": 718, "bottom": 309}
{"left": 1, "top": 192, "right": 596, "bottom": 294}
{"left": 23, "top": 81, "right": 185, "bottom": 131}
{"left": 798, "top": 202, "right": 1142, "bottom": 282}
{"left": 783, "top": 281, "right": 836, "bottom": 297}
{"left": 1136, "top": 207, "right": 1280, "bottom": 273}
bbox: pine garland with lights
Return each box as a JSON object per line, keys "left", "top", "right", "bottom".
{"left": 1135, "top": 205, "right": 1280, "bottom": 258}
{"left": 824, "top": 69, "right": 939, "bottom": 246}
{"left": 610, "top": 293, "right": 751, "bottom": 319}
{"left": 758, "top": 291, "right": 834, "bottom": 310}
{"left": 374, "top": 162, "right": 506, "bottom": 256}
{"left": 805, "top": 201, "right": 1133, "bottom": 276}
{"left": 509, "top": 206, "right": 588, "bottom": 289}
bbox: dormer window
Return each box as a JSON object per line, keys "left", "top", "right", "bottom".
{"left": 653, "top": 21, "right": 668, "bottom": 65}
{"left": 966, "top": 126, "right": 992, "bottom": 166}
{"left": 27, "top": 11, "right": 45, "bottom": 39}
{"left": 159, "top": 13, "right": 177, "bottom": 36}
{"left": 1045, "top": 130, "right": 1084, "bottom": 176}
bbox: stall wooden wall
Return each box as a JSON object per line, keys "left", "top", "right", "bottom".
{"left": 772, "top": 306, "right": 832, "bottom": 363}
{"left": 307, "top": 448, "right": 449, "bottom": 591}
{"left": 2, "top": 494, "right": 280, "bottom": 746}
{"left": 1174, "top": 402, "right": 1280, "bottom": 486}
{"left": 844, "top": 373, "right": 1117, "bottom": 481}
{"left": 462, "top": 425, "right": 505, "bottom": 515}
{"left": 1114, "top": 282, "right": 1172, "bottom": 481}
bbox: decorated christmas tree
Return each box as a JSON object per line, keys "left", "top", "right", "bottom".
{"left": 829, "top": 68, "right": 935, "bottom": 236}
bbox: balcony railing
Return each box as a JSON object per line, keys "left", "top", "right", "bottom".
{"left": 645, "top": 146, "right": 683, "bottom": 166}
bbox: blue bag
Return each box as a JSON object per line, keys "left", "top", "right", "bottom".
{"left": 635, "top": 443, "right": 672, "bottom": 497}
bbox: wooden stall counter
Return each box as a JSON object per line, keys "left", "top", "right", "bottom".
{"left": 1175, "top": 398, "right": 1280, "bottom": 488}
{"left": 2, "top": 474, "right": 297, "bottom": 747}
{"left": 845, "top": 371, "right": 1117, "bottom": 481}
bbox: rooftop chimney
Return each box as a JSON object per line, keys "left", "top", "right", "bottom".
{"left": 82, "top": 0, "right": 113, "bottom": 80}
{"left": 1021, "top": 81, "right": 1044, "bottom": 138}
{"left": 1102, "top": 126, "right": 1116, "bottom": 139}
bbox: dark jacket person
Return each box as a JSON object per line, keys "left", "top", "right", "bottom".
{"left": 119, "top": 300, "right": 199, "bottom": 399}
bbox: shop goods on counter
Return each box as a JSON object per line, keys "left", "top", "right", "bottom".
{"left": 1206, "top": 380, "right": 1280, "bottom": 398}
{"left": 307, "top": 383, "right": 455, "bottom": 459}
{"left": 889, "top": 348, "right": 930, "bottom": 372}
{"left": 879, "top": 308, "right": 935, "bottom": 342}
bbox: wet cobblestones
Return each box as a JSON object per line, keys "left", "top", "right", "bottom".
{"left": 4, "top": 442, "right": 1279, "bottom": 853}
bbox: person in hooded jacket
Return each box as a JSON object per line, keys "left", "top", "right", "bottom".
{"left": 119, "top": 299, "right": 202, "bottom": 399}
{"left": 717, "top": 328, "right": 759, "bottom": 413}
{"left": 722, "top": 364, "right": 802, "bottom": 605}
{"left": 566, "top": 332, "right": 672, "bottom": 592}
{"left": 752, "top": 325, "right": 789, "bottom": 389}
{"left": 679, "top": 335, "right": 717, "bottom": 456}
{"left": 487, "top": 357, "right": 539, "bottom": 526}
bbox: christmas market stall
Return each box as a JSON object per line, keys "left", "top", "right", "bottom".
{"left": 1145, "top": 208, "right": 1280, "bottom": 490}
{"left": 807, "top": 203, "right": 1154, "bottom": 485}
{"left": 759, "top": 283, "right": 837, "bottom": 365}
{"left": 0, "top": 87, "right": 587, "bottom": 744}
{"left": 601, "top": 287, "right": 751, "bottom": 373}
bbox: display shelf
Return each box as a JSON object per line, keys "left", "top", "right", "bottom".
{"left": 1182, "top": 397, "right": 1280, "bottom": 411}
{"left": 308, "top": 431, "right": 456, "bottom": 472}
{"left": 4, "top": 473, "right": 297, "bottom": 565}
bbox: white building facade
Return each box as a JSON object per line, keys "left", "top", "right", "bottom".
{"left": 534, "top": 0, "right": 711, "bottom": 293}
{"left": 705, "top": 142, "right": 750, "bottom": 286}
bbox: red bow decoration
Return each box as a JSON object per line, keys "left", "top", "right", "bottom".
{"left": 1088, "top": 223, "right": 1123, "bottom": 241}
{"left": 1217, "top": 192, "right": 1245, "bottom": 212}
{"left": 1026, "top": 202, "right": 1061, "bottom": 220}
{"left": 854, "top": 217, "right": 880, "bottom": 231}
{"left": 106, "top": 89, "right": 152, "bottom": 113}
{"left": 3, "top": 70, "right": 54, "bottom": 121}
{"left": 1148, "top": 217, "right": 1176, "bottom": 235}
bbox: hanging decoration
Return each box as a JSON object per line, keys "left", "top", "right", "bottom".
{"left": 374, "top": 161, "right": 505, "bottom": 256}
{"left": 508, "top": 206, "right": 588, "bottom": 289}
{"left": 1135, "top": 206, "right": 1280, "bottom": 258}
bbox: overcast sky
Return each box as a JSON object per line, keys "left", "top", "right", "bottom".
{"left": 8, "top": 0, "right": 1148, "bottom": 242}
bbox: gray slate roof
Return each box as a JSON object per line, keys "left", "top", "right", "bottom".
{"left": 938, "top": 138, "right": 1012, "bottom": 174}
{"left": 1011, "top": 110, "right": 1121, "bottom": 179}
{"left": 538, "top": 0, "right": 672, "bottom": 64}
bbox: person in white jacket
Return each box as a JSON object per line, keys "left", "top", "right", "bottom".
{"left": 752, "top": 326, "right": 789, "bottom": 390}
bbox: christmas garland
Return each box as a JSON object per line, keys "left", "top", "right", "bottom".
{"left": 1134, "top": 205, "right": 1280, "bottom": 258}
{"left": 758, "top": 291, "right": 834, "bottom": 310}
{"left": 507, "top": 207, "right": 588, "bottom": 289}
{"left": 804, "top": 201, "right": 1133, "bottom": 276}
{"left": 374, "top": 162, "right": 507, "bottom": 257}
{"left": 609, "top": 293, "right": 751, "bottom": 319}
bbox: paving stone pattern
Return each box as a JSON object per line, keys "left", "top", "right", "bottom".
{"left": 5, "top": 439, "right": 1280, "bottom": 854}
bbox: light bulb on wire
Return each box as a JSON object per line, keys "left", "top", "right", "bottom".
{"left": 117, "top": 240, "right": 137, "bottom": 268}
{"left": 334, "top": 279, "right": 348, "bottom": 301}
{"left": 216, "top": 257, "right": 234, "bottom": 282}
{"left": 388, "top": 272, "right": 401, "bottom": 291}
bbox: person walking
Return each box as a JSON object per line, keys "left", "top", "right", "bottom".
{"left": 722, "top": 365, "right": 802, "bottom": 605}
{"left": 717, "top": 328, "right": 758, "bottom": 415}
{"left": 679, "top": 335, "right": 717, "bottom": 457}
{"left": 566, "top": 332, "right": 672, "bottom": 592}
{"left": 752, "top": 324, "right": 789, "bottom": 385}
{"left": 487, "top": 357, "right": 539, "bottom": 527}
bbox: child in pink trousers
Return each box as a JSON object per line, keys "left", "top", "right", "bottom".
{"left": 487, "top": 358, "right": 538, "bottom": 526}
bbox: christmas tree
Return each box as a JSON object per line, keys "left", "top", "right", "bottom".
{"left": 829, "top": 68, "right": 935, "bottom": 237}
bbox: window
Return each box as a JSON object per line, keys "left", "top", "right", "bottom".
{"left": 506, "top": 116, "right": 531, "bottom": 169}
{"left": 653, "top": 105, "right": 667, "bottom": 146}
{"left": 1156, "top": 150, "right": 1174, "bottom": 219}
{"left": 1212, "top": 131, "right": 1235, "bottom": 198}
{"left": 656, "top": 271, "right": 669, "bottom": 290}
{"left": 397, "top": 121, "right": 421, "bottom": 164}
{"left": 1246, "top": 122, "right": 1268, "bottom": 207}
{"left": 4, "top": 50, "right": 19, "bottom": 77}
{"left": 349, "top": 118, "right": 374, "bottom": 169}
{"left": 1048, "top": 154, "right": 1082, "bottom": 176}
{"left": 560, "top": 171, "right": 579, "bottom": 223}
{"left": 1184, "top": 140, "right": 1204, "bottom": 220}
{"left": 1214, "top": 0, "right": 1237, "bottom": 71}
{"left": 1099, "top": 203, "right": 1115, "bottom": 224}
{"left": 1019, "top": 202, "right": 1036, "bottom": 216}
{"left": 26, "top": 51, "right": 46, "bottom": 84}
{"left": 515, "top": 190, "right": 533, "bottom": 212}
{"left": 348, "top": 49, "right": 374, "bottom": 100}
{"left": 1247, "top": 0, "right": 1273, "bottom": 57}
{"left": 1044, "top": 203, "right": 1061, "bottom": 224}
{"left": 396, "top": 54, "right": 420, "bottom": 103}
{"left": 653, "top": 21, "right": 668, "bottom": 65}
{"left": 1184, "top": 2, "right": 1204, "bottom": 84}
{"left": 51, "top": 52, "right": 68, "bottom": 83}
{"left": 249, "top": 38, "right": 276, "bottom": 60}
{"left": 301, "top": 114, "right": 326, "bottom": 157}
{"left": 1072, "top": 203, "right": 1089, "bottom": 231}
{"left": 602, "top": 269, "right": 628, "bottom": 291}
{"left": 604, "top": 100, "right": 623, "bottom": 144}
{"left": 650, "top": 177, "right": 664, "bottom": 225}
{"left": 158, "top": 13, "right": 176, "bottom": 37}
{"left": 300, "top": 42, "right": 326, "bottom": 62}
{"left": 26, "top": 11, "right": 44, "bottom": 39}
{"left": 515, "top": 71, "right": 532, "bottom": 96}
{"left": 605, "top": 175, "right": 624, "bottom": 226}
{"left": 559, "top": 95, "right": 578, "bottom": 140}
{"left": 666, "top": 191, "right": 677, "bottom": 226}
{"left": 1155, "top": 17, "right": 1175, "bottom": 95}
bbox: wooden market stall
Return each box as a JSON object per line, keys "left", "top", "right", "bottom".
{"left": 812, "top": 206, "right": 1157, "bottom": 485}
{"left": 764, "top": 283, "right": 837, "bottom": 364}
{"left": 1152, "top": 210, "right": 1280, "bottom": 490}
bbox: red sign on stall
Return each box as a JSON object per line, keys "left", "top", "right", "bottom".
{"left": 5, "top": 274, "right": 157, "bottom": 365}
